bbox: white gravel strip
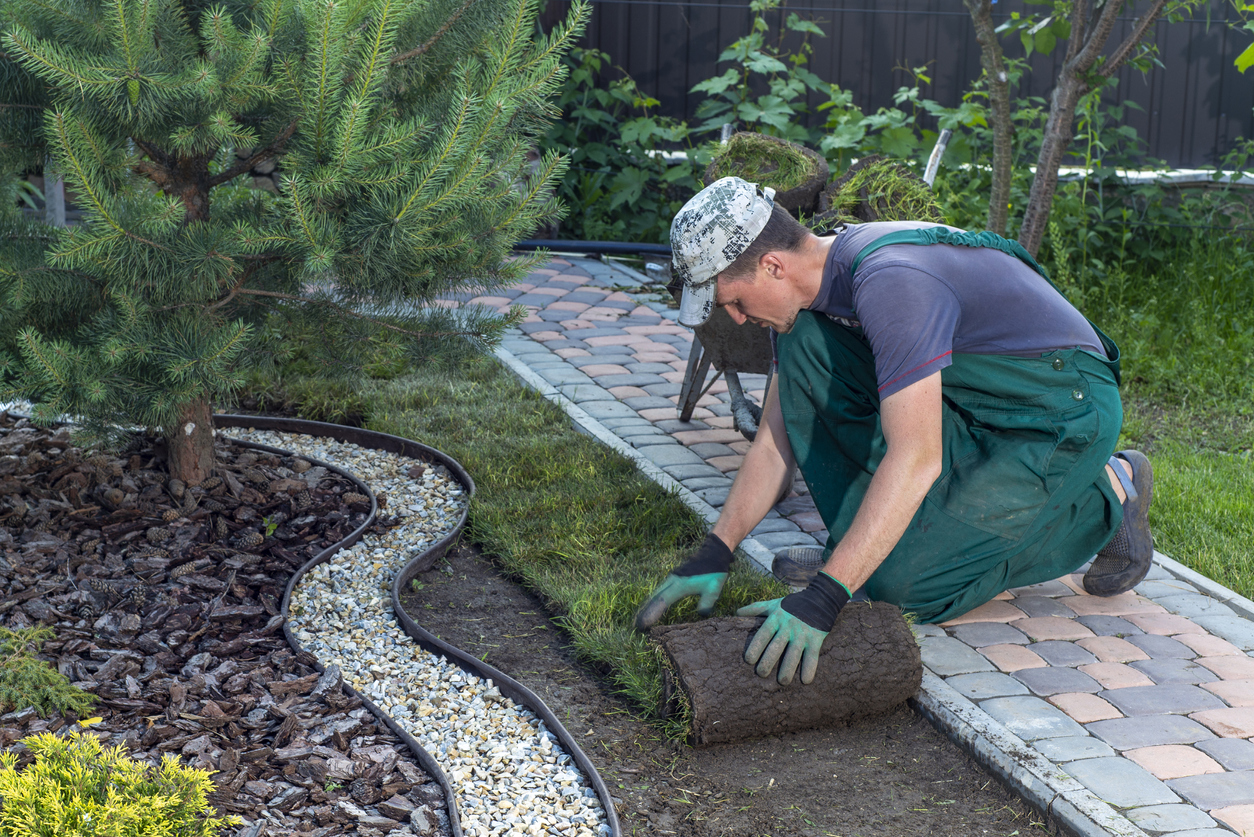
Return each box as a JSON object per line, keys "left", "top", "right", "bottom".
{"left": 221, "top": 428, "right": 610, "bottom": 837}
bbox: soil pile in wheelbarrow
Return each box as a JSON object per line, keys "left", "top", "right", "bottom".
{"left": 651, "top": 602, "right": 922, "bottom": 746}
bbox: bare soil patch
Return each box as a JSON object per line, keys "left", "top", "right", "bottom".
{"left": 400, "top": 542, "right": 1059, "bottom": 837}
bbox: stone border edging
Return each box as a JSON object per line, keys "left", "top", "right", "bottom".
{"left": 215, "top": 414, "right": 624, "bottom": 837}
{"left": 1154, "top": 549, "right": 1254, "bottom": 621}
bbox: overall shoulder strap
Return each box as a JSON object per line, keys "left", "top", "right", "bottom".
{"left": 847, "top": 226, "right": 1122, "bottom": 385}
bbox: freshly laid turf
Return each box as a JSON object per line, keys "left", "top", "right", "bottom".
{"left": 364, "top": 360, "right": 786, "bottom": 736}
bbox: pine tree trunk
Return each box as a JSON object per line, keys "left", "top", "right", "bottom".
{"left": 651, "top": 604, "right": 921, "bottom": 746}
{"left": 964, "top": 0, "right": 1013, "bottom": 237}
{"left": 1018, "top": 74, "right": 1086, "bottom": 258}
{"left": 167, "top": 395, "right": 215, "bottom": 485}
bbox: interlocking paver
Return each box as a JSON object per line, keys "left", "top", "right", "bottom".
{"left": 1031, "top": 640, "right": 1098, "bottom": 667}
{"left": 1100, "top": 684, "right": 1227, "bottom": 716}
{"left": 1211, "top": 804, "right": 1254, "bottom": 837}
{"left": 1011, "top": 616, "right": 1095, "bottom": 641}
{"left": 638, "top": 444, "right": 705, "bottom": 468}
{"left": 662, "top": 464, "right": 725, "bottom": 481}
{"left": 1064, "top": 757, "right": 1180, "bottom": 807}
{"left": 1125, "top": 803, "right": 1219, "bottom": 833}
{"left": 1167, "top": 770, "right": 1254, "bottom": 808}
{"left": 1190, "top": 707, "right": 1254, "bottom": 739}
{"left": 1175, "top": 633, "right": 1245, "bottom": 657}
{"left": 577, "top": 363, "right": 632, "bottom": 376}
{"left": 750, "top": 518, "right": 801, "bottom": 535}
{"left": 688, "top": 443, "right": 738, "bottom": 459}
{"left": 945, "top": 672, "right": 1030, "bottom": 700}
{"left": 672, "top": 429, "right": 746, "bottom": 446}
{"left": 949, "top": 622, "right": 1029, "bottom": 647}
{"left": 1049, "top": 692, "right": 1123, "bottom": 723}
{"left": 1007, "top": 580, "right": 1075, "bottom": 598}
{"left": 1128, "top": 633, "right": 1197, "bottom": 659}
{"left": 1087, "top": 715, "right": 1216, "bottom": 749}
{"left": 1196, "top": 655, "right": 1254, "bottom": 680}
{"left": 788, "top": 510, "right": 825, "bottom": 532}
{"left": 1125, "top": 612, "right": 1207, "bottom": 635}
{"left": 1136, "top": 578, "right": 1203, "bottom": 599}
{"left": 1010, "top": 595, "right": 1078, "bottom": 618}
{"left": 940, "top": 600, "right": 1027, "bottom": 625}
{"left": 1080, "top": 662, "right": 1156, "bottom": 689}
{"left": 1197, "top": 738, "right": 1254, "bottom": 770}
{"left": 981, "top": 643, "right": 1047, "bottom": 672}
{"left": 1064, "top": 593, "right": 1166, "bottom": 617}
{"left": 1130, "top": 658, "right": 1220, "bottom": 685}
{"left": 1076, "top": 635, "right": 1151, "bottom": 663}
{"left": 1015, "top": 666, "right": 1102, "bottom": 696}
{"left": 1158, "top": 594, "right": 1238, "bottom": 620}
{"left": 749, "top": 531, "right": 820, "bottom": 550}
{"left": 980, "top": 695, "right": 1088, "bottom": 740}
{"left": 1033, "top": 735, "right": 1114, "bottom": 762}
{"left": 1125, "top": 745, "right": 1225, "bottom": 780}
{"left": 919, "top": 636, "right": 997, "bottom": 676}
{"left": 1203, "top": 679, "right": 1254, "bottom": 707}
{"left": 594, "top": 373, "right": 669, "bottom": 388}
{"left": 627, "top": 435, "right": 678, "bottom": 449}
{"left": 1194, "top": 615, "right": 1254, "bottom": 651}
{"left": 1076, "top": 615, "right": 1144, "bottom": 636}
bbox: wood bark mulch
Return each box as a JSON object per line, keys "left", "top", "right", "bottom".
{"left": 0, "top": 412, "right": 451, "bottom": 837}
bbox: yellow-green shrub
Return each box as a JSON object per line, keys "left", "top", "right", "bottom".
{"left": 0, "top": 732, "right": 240, "bottom": 837}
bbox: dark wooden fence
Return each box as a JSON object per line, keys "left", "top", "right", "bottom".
{"left": 543, "top": 0, "right": 1254, "bottom": 169}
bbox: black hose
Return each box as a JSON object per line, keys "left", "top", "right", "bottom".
{"left": 514, "top": 238, "right": 672, "bottom": 256}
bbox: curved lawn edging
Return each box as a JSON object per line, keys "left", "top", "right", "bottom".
{"left": 214, "top": 414, "right": 465, "bottom": 836}
{"left": 214, "top": 414, "right": 623, "bottom": 837}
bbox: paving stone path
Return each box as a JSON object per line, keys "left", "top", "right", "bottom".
{"left": 447, "top": 255, "right": 1254, "bottom": 837}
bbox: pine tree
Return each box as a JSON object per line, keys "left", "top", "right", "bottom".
{"left": 0, "top": 0, "right": 586, "bottom": 483}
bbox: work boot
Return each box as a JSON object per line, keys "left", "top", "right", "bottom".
{"left": 1084, "top": 450, "right": 1154, "bottom": 597}
{"left": 772, "top": 546, "right": 825, "bottom": 587}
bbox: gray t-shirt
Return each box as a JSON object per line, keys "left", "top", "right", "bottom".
{"left": 798, "top": 221, "right": 1105, "bottom": 399}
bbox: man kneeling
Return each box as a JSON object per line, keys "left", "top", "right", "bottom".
{"left": 636, "top": 177, "right": 1154, "bottom": 687}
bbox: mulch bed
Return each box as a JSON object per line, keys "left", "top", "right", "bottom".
{"left": 0, "top": 411, "right": 450, "bottom": 837}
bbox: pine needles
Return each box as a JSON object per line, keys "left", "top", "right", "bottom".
{"left": 0, "top": 626, "right": 97, "bottom": 718}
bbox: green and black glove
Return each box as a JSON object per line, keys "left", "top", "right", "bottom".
{"left": 634, "top": 533, "right": 733, "bottom": 631}
{"left": 738, "top": 571, "right": 851, "bottom": 685}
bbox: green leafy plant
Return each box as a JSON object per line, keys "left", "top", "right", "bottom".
{"left": 0, "top": 626, "right": 96, "bottom": 718}
{"left": 539, "top": 47, "right": 706, "bottom": 243}
{"left": 0, "top": 731, "right": 240, "bottom": 836}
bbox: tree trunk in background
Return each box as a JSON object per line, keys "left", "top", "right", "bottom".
{"left": 167, "top": 396, "right": 215, "bottom": 485}
{"left": 1018, "top": 0, "right": 1173, "bottom": 257}
{"left": 964, "top": 0, "right": 1013, "bottom": 237}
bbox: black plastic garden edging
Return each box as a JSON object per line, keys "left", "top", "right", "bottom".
{"left": 214, "top": 414, "right": 623, "bottom": 837}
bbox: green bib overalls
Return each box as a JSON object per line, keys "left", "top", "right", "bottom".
{"left": 775, "top": 228, "right": 1124, "bottom": 623}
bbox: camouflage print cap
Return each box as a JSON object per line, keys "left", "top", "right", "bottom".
{"left": 670, "top": 177, "right": 776, "bottom": 327}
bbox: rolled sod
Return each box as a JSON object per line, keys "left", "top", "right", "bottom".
{"left": 651, "top": 603, "right": 921, "bottom": 746}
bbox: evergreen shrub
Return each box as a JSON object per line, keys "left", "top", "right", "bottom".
{"left": 0, "top": 0, "right": 587, "bottom": 483}
{"left": 0, "top": 626, "right": 96, "bottom": 718}
{"left": 0, "top": 731, "right": 239, "bottom": 836}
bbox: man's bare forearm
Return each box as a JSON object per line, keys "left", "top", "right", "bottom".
{"left": 822, "top": 373, "right": 943, "bottom": 591}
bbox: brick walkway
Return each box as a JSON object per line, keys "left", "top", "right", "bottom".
{"left": 455, "top": 255, "right": 1254, "bottom": 837}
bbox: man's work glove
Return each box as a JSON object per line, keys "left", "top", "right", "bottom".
{"left": 737, "top": 571, "right": 851, "bottom": 685}
{"left": 634, "top": 533, "right": 733, "bottom": 631}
